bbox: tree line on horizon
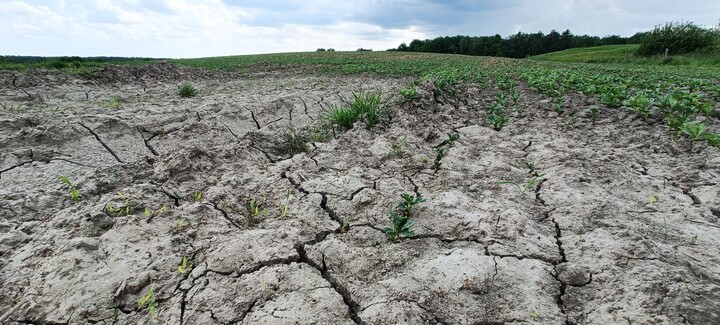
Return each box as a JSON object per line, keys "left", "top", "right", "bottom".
{"left": 391, "top": 29, "right": 646, "bottom": 58}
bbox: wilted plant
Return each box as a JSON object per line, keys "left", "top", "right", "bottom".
{"left": 178, "top": 84, "right": 197, "bottom": 98}
{"left": 59, "top": 176, "right": 80, "bottom": 202}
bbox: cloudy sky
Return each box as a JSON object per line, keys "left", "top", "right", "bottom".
{"left": 1, "top": 0, "right": 717, "bottom": 58}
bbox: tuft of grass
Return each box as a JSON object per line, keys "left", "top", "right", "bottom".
{"left": 324, "top": 91, "right": 382, "bottom": 129}
{"left": 101, "top": 95, "right": 121, "bottom": 109}
{"left": 178, "top": 84, "right": 197, "bottom": 98}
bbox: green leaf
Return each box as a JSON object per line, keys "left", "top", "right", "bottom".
{"left": 59, "top": 176, "right": 72, "bottom": 186}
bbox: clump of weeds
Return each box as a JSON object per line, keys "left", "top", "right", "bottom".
{"left": 282, "top": 125, "right": 309, "bottom": 155}
{"left": 101, "top": 95, "right": 121, "bottom": 109}
{"left": 323, "top": 91, "right": 383, "bottom": 129}
{"left": 177, "top": 256, "right": 193, "bottom": 275}
{"left": 384, "top": 192, "right": 426, "bottom": 241}
{"left": 59, "top": 176, "right": 80, "bottom": 202}
{"left": 178, "top": 84, "right": 197, "bottom": 98}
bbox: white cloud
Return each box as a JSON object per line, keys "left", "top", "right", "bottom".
{"left": 0, "top": 0, "right": 717, "bottom": 57}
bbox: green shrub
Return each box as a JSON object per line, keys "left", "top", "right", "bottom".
{"left": 178, "top": 84, "right": 197, "bottom": 98}
{"left": 637, "top": 22, "right": 718, "bottom": 56}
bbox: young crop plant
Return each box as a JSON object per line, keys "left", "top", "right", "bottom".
{"left": 178, "top": 84, "right": 197, "bottom": 98}
{"left": 623, "top": 92, "right": 655, "bottom": 119}
{"left": 244, "top": 196, "right": 269, "bottom": 226}
{"left": 396, "top": 193, "right": 426, "bottom": 217}
{"left": 191, "top": 191, "right": 203, "bottom": 202}
{"left": 388, "top": 135, "right": 408, "bottom": 157}
{"left": 384, "top": 211, "right": 416, "bottom": 241}
{"left": 496, "top": 173, "right": 547, "bottom": 196}
{"left": 486, "top": 111, "right": 509, "bottom": 131}
{"left": 278, "top": 189, "right": 292, "bottom": 218}
{"left": 177, "top": 256, "right": 193, "bottom": 275}
{"left": 137, "top": 286, "right": 158, "bottom": 324}
{"left": 384, "top": 192, "right": 426, "bottom": 241}
{"left": 681, "top": 121, "right": 707, "bottom": 140}
{"left": 397, "top": 86, "right": 420, "bottom": 104}
{"left": 106, "top": 193, "right": 132, "bottom": 217}
{"left": 446, "top": 132, "right": 460, "bottom": 147}
{"left": 145, "top": 205, "right": 169, "bottom": 219}
{"left": 59, "top": 176, "right": 80, "bottom": 202}
{"left": 432, "top": 147, "right": 446, "bottom": 171}
{"left": 586, "top": 106, "right": 600, "bottom": 122}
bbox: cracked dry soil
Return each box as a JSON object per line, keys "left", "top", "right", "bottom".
{"left": 1, "top": 63, "right": 719, "bottom": 325}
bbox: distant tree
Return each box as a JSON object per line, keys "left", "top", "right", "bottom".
{"left": 356, "top": 48, "right": 373, "bottom": 51}
{"left": 327, "top": 48, "right": 335, "bottom": 52}
{"left": 316, "top": 48, "right": 326, "bottom": 51}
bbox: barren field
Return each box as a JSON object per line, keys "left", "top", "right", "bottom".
{"left": 1, "top": 57, "right": 719, "bottom": 325}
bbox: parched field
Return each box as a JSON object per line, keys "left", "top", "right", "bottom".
{"left": 1, "top": 52, "right": 719, "bottom": 324}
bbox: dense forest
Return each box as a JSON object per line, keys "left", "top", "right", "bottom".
{"left": 393, "top": 30, "right": 646, "bottom": 58}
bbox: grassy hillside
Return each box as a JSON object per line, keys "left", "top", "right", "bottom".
{"left": 532, "top": 44, "right": 720, "bottom": 68}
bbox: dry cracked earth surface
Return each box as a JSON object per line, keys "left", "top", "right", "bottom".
{"left": 1, "top": 62, "right": 719, "bottom": 325}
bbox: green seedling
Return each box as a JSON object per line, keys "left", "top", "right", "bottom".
{"left": 446, "top": 132, "right": 460, "bottom": 147}
{"left": 145, "top": 205, "right": 169, "bottom": 218}
{"left": 178, "top": 84, "right": 197, "bottom": 98}
{"left": 419, "top": 156, "right": 429, "bottom": 164}
{"left": 691, "top": 234, "right": 698, "bottom": 245}
{"left": 388, "top": 135, "right": 408, "bottom": 157}
{"left": 245, "top": 196, "right": 269, "bottom": 225}
{"left": 397, "top": 87, "right": 420, "bottom": 104}
{"left": 383, "top": 211, "right": 416, "bottom": 241}
{"left": 681, "top": 121, "right": 706, "bottom": 140}
{"left": 586, "top": 106, "right": 600, "bottom": 122}
{"left": 496, "top": 173, "right": 547, "bottom": 196}
{"left": 396, "top": 193, "right": 426, "bottom": 217}
{"left": 192, "top": 191, "right": 203, "bottom": 202}
{"left": 648, "top": 194, "right": 656, "bottom": 205}
{"left": 340, "top": 216, "right": 351, "bottom": 233}
{"left": 279, "top": 189, "right": 292, "bottom": 218}
{"left": 59, "top": 176, "right": 80, "bottom": 202}
{"left": 101, "top": 95, "right": 121, "bottom": 109}
{"left": 486, "top": 112, "right": 509, "bottom": 131}
{"left": 138, "top": 286, "right": 158, "bottom": 323}
{"left": 106, "top": 193, "right": 132, "bottom": 217}
{"left": 432, "top": 147, "right": 446, "bottom": 171}
{"left": 178, "top": 256, "right": 193, "bottom": 275}
{"left": 529, "top": 310, "right": 539, "bottom": 321}
{"left": 662, "top": 216, "right": 670, "bottom": 240}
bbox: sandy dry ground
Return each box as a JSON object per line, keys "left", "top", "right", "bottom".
{"left": 1, "top": 63, "right": 719, "bottom": 324}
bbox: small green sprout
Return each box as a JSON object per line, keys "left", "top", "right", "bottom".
{"left": 101, "top": 95, "right": 121, "bottom": 109}
{"left": 529, "top": 310, "right": 539, "bottom": 321}
{"left": 106, "top": 193, "right": 132, "bottom": 217}
{"left": 178, "top": 256, "right": 193, "bottom": 275}
{"left": 496, "top": 173, "right": 547, "bottom": 196}
{"left": 245, "top": 196, "right": 268, "bottom": 226}
{"left": 691, "top": 234, "right": 698, "bottom": 245}
{"left": 192, "top": 191, "right": 203, "bottom": 202}
{"left": 59, "top": 176, "right": 80, "bottom": 202}
{"left": 279, "top": 189, "right": 292, "bottom": 218}
{"left": 587, "top": 106, "right": 600, "bottom": 121}
{"left": 340, "top": 216, "right": 350, "bottom": 233}
{"left": 419, "top": 156, "right": 429, "bottom": 164}
{"left": 137, "top": 286, "right": 158, "bottom": 323}
{"left": 145, "top": 205, "right": 169, "bottom": 218}
{"left": 388, "top": 135, "right": 408, "bottom": 157}
{"left": 648, "top": 194, "right": 656, "bottom": 205}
